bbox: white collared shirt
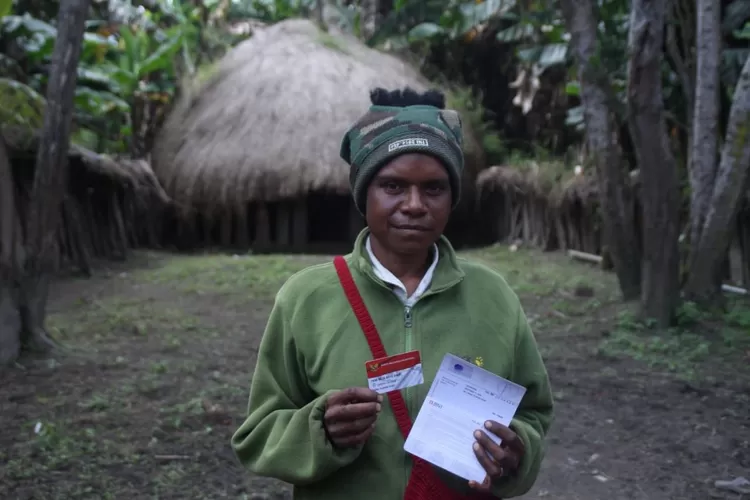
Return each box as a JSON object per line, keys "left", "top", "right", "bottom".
{"left": 365, "top": 236, "right": 439, "bottom": 307}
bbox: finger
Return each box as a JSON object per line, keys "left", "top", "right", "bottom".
{"left": 475, "top": 430, "right": 523, "bottom": 475}
{"left": 483, "top": 421, "right": 525, "bottom": 453}
{"left": 472, "top": 439, "right": 503, "bottom": 478}
{"left": 326, "top": 400, "right": 381, "bottom": 423}
{"left": 326, "top": 414, "right": 378, "bottom": 438}
{"left": 332, "top": 423, "right": 376, "bottom": 448}
{"left": 468, "top": 475, "right": 492, "bottom": 492}
{"left": 474, "top": 429, "right": 508, "bottom": 463}
{"left": 328, "top": 387, "right": 383, "bottom": 406}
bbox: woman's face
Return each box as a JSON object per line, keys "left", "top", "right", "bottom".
{"left": 365, "top": 153, "right": 452, "bottom": 256}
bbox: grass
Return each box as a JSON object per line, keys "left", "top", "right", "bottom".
{"left": 599, "top": 298, "right": 750, "bottom": 380}
{"left": 465, "top": 245, "right": 618, "bottom": 299}
{"left": 48, "top": 245, "right": 748, "bottom": 379}
{"left": 130, "top": 252, "right": 322, "bottom": 299}
{"left": 49, "top": 297, "right": 205, "bottom": 342}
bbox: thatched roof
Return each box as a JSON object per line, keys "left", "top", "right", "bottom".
{"left": 477, "top": 162, "right": 602, "bottom": 210}
{"left": 151, "top": 18, "right": 482, "bottom": 211}
{"left": 477, "top": 165, "right": 532, "bottom": 196}
{"left": 477, "top": 162, "right": 571, "bottom": 198}
{"left": 549, "top": 172, "right": 599, "bottom": 209}
{"left": 479, "top": 163, "right": 750, "bottom": 220}
{"left": 3, "top": 125, "right": 169, "bottom": 204}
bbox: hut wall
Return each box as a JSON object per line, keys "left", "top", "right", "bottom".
{"left": 5, "top": 153, "right": 164, "bottom": 276}
{"left": 161, "top": 191, "right": 367, "bottom": 255}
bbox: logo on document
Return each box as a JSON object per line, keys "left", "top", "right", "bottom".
{"left": 367, "top": 362, "right": 380, "bottom": 372}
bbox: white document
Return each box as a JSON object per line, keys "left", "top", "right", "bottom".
{"left": 403, "top": 353, "right": 527, "bottom": 483}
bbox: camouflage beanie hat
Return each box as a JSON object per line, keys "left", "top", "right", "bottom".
{"left": 339, "top": 100, "right": 465, "bottom": 214}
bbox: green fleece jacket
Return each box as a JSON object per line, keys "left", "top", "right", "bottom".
{"left": 231, "top": 230, "right": 554, "bottom": 499}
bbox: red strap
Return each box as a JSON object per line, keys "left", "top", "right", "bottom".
{"left": 333, "top": 255, "right": 414, "bottom": 440}
{"left": 333, "top": 256, "right": 496, "bottom": 500}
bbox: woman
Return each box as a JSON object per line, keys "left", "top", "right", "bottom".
{"left": 231, "top": 87, "right": 554, "bottom": 499}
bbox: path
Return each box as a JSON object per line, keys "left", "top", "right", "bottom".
{"left": 0, "top": 250, "right": 748, "bottom": 500}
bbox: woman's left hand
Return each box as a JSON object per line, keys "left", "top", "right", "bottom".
{"left": 468, "top": 420, "right": 525, "bottom": 492}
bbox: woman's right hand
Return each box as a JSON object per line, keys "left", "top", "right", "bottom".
{"left": 323, "top": 387, "right": 383, "bottom": 448}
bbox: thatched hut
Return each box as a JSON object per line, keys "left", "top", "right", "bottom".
{"left": 478, "top": 165, "right": 750, "bottom": 288}
{"left": 477, "top": 164, "right": 642, "bottom": 253}
{"left": 476, "top": 162, "right": 576, "bottom": 250}
{"left": 2, "top": 126, "right": 170, "bottom": 275}
{"left": 548, "top": 171, "right": 607, "bottom": 254}
{"left": 151, "top": 18, "right": 484, "bottom": 253}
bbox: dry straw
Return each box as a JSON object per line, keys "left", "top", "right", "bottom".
{"left": 476, "top": 165, "right": 531, "bottom": 197}
{"left": 150, "top": 18, "right": 453, "bottom": 211}
{"left": 477, "top": 161, "right": 572, "bottom": 199}
{"left": 3, "top": 125, "right": 168, "bottom": 202}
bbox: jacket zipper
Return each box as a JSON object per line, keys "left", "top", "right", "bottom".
{"left": 404, "top": 306, "right": 413, "bottom": 328}
{"left": 403, "top": 304, "right": 414, "bottom": 398}
{"left": 403, "top": 303, "right": 414, "bottom": 485}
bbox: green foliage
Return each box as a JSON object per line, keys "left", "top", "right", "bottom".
{"left": 0, "top": 77, "right": 45, "bottom": 130}
{"left": 494, "top": 0, "right": 570, "bottom": 71}
{"left": 446, "top": 86, "right": 506, "bottom": 164}
{"left": 235, "top": 0, "right": 315, "bottom": 23}
{"left": 0, "top": 0, "right": 247, "bottom": 154}
{"left": 407, "top": 22, "right": 446, "bottom": 43}
{"left": 725, "top": 0, "right": 750, "bottom": 35}
{"left": 369, "top": 0, "right": 517, "bottom": 48}
{"left": 724, "top": 0, "right": 750, "bottom": 91}
{"left": 601, "top": 298, "right": 750, "bottom": 380}
{"left": 516, "top": 43, "right": 567, "bottom": 69}
{"left": 0, "top": 0, "right": 10, "bottom": 18}
{"left": 674, "top": 301, "right": 705, "bottom": 327}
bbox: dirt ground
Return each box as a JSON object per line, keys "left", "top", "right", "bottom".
{"left": 1, "top": 246, "right": 749, "bottom": 500}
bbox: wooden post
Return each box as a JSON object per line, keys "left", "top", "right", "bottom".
{"left": 236, "top": 204, "right": 250, "bottom": 249}
{"left": 292, "top": 197, "right": 308, "bottom": 250}
{"left": 255, "top": 202, "right": 271, "bottom": 251}
{"left": 64, "top": 198, "right": 91, "bottom": 276}
{"left": 568, "top": 249, "right": 603, "bottom": 265}
{"left": 221, "top": 208, "right": 233, "bottom": 247}
{"left": 202, "top": 211, "right": 213, "bottom": 246}
{"left": 277, "top": 202, "right": 291, "bottom": 247}
{"left": 110, "top": 196, "right": 128, "bottom": 259}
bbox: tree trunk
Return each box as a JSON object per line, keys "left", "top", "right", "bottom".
{"left": 560, "top": 0, "right": 642, "bottom": 301}
{"left": 14, "top": 0, "right": 90, "bottom": 357}
{"left": 686, "top": 0, "right": 721, "bottom": 291}
{"left": 685, "top": 56, "right": 750, "bottom": 303}
{"left": 0, "top": 135, "right": 22, "bottom": 364}
{"left": 626, "top": 0, "right": 681, "bottom": 327}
